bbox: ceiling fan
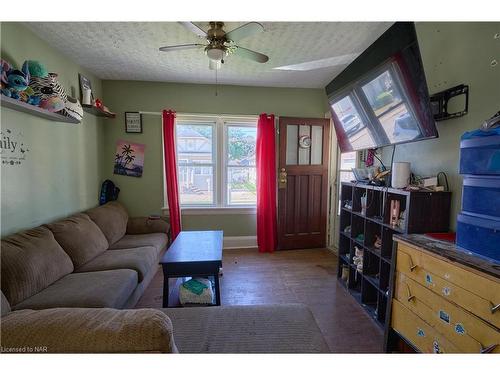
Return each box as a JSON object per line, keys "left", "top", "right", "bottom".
{"left": 159, "top": 22, "right": 269, "bottom": 70}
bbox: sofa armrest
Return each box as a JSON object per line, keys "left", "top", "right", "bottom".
{"left": 127, "top": 216, "right": 170, "bottom": 235}
{"left": 0, "top": 308, "right": 178, "bottom": 353}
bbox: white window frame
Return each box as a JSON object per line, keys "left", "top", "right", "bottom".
{"left": 172, "top": 114, "right": 258, "bottom": 214}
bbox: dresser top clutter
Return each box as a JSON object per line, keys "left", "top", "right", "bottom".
{"left": 395, "top": 234, "right": 500, "bottom": 278}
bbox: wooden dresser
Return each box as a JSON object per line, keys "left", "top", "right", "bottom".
{"left": 385, "top": 234, "right": 500, "bottom": 353}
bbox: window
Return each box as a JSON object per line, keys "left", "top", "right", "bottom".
{"left": 176, "top": 123, "right": 215, "bottom": 206}
{"left": 174, "top": 116, "right": 257, "bottom": 208}
{"left": 225, "top": 124, "right": 257, "bottom": 205}
{"left": 337, "top": 151, "right": 358, "bottom": 215}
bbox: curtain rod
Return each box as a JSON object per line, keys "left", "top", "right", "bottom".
{"left": 139, "top": 111, "right": 264, "bottom": 120}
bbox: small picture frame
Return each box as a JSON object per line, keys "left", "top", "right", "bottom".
{"left": 125, "top": 112, "right": 143, "bottom": 133}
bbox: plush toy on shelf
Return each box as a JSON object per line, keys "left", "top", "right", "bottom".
{"left": 30, "top": 72, "right": 67, "bottom": 112}
{"left": 0, "top": 60, "right": 30, "bottom": 100}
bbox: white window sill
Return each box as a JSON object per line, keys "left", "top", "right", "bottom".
{"left": 161, "top": 207, "right": 256, "bottom": 215}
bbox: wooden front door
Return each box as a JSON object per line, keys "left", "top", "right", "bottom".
{"left": 278, "top": 117, "right": 330, "bottom": 250}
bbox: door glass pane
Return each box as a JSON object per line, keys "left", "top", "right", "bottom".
{"left": 311, "top": 125, "right": 323, "bottom": 165}
{"left": 331, "top": 95, "right": 374, "bottom": 150}
{"left": 178, "top": 165, "right": 214, "bottom": 205}
{"left": 286, "top": 124, "right": 298, "bottom": 165}
{"left": 361, "top": 69, "right": 421, "bottom": 143}
{"left": 298, "top": 125, "right": 311, "bottom": 165}
{"left": 176, "top": 124, "right": 214, "bottom": 164}
{"left": 227, "top": 125, "right": 256, "bottom": 166}
{"left": 227, "top": 167, "right": 257, "bottom": 205}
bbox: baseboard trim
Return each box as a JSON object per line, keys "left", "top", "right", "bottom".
{"left": 223, "top": 236, "right": 257, "bottom": 249}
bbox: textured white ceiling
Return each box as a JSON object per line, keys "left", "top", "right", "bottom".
{"left": 25, "top": 22, "right": 393, "bottom": 89}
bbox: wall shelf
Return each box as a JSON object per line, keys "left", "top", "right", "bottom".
{"left": 82, "top": 104, "right": 116, "bottom": 118}
{"left": 337, "top": 182, "right": 452, "bottom": 331}
{"left": 1, "top": 95, "right": 80, "bottom": 124}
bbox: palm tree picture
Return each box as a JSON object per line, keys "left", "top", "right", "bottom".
{"left": 113, "top": 140, "right": 145, "bottom": 177}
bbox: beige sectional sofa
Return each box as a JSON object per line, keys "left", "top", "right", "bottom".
{"left": 1, "top": 201, "right": 169, "bottom": 311}
{"left": 0, "top": 201, "right": 329, "bottom": 353}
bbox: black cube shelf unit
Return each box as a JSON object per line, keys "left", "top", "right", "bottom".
{"left": 337, "top": 182, "right": 451, "bottom": 329}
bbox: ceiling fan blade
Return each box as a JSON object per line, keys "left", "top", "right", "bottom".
{"left": 209, "top": 60, "right": 222, "bottom": 70}
{"left": 159, "top": 44, "right": 205, "bottom": 52}
{"left": 179, "top": 22, "right": 207, "bottom": 38}
{"left": 225, "top": 22, "right": 264, "bottom": 42}
{"left": 233, "top": 46, "right": 269, "bottom": 63}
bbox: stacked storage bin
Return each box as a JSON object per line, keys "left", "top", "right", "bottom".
{"left": 456, "top": 134, "right": 500, "bottom": 262}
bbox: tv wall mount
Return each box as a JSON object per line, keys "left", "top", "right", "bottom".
{"left": 430, "top": 84, "right": 469, "bottom": 122}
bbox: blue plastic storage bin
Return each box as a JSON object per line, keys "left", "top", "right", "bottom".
{"left": 461, "top": 176, "right": 500, "bottom": 219}
{"left": 456, "top": 213, "right": 500, "bottom": 262}
{"left": 460, "top": 135, "right": 500, "bottom": 175}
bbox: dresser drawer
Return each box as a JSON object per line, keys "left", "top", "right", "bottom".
{"left": 396, "top": 243, "right": 500, "bottom": 328}
{"left": 394, "top": 272, "right": 500, "bottom": 353}
{"left": 391, "top": 299, "right": 461, "bottom": 353}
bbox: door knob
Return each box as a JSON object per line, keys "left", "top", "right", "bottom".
{"left": 278, "top": 168, "right": 287, "bottom": 189}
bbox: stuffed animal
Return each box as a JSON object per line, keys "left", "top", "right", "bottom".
{"left": 1, "top": 61, "right": 30, "bottom": 99}
{"left": 25, "top": 60, "right": 48, "bottom": 78}
{"left": 30, "top": 72, "right": 67, "bottom": 112}
{"left": 0, "top": 59, "right": 12, "bottom": 90}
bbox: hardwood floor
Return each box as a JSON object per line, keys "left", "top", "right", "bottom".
{"left": 136, "top": 248, "right": 384, "bottom": 353}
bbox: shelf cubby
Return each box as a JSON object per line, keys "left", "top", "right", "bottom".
{"left": 337, "top": 182, "right": 452, "bottom": 331}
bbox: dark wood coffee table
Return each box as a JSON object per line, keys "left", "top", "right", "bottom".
{"left": 160, "top": 230, "right": 223, "bottom": 308}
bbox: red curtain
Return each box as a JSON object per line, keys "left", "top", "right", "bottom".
{"left": 256, "top": 113, "right": 277, "bottom": 253}
{"left": 162, "top": 109, "right": 181, "bottom": 240}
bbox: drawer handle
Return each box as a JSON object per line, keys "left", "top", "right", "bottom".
{"left": 405, "top": 284, "right": 415, "bottom": 302}
{"left": 480, "top": 344, "right": 498, "bottom": 354}
{"left": 490, "top": 302, "right": 500, "bottom": 314}
{"left": 407, "top": 255, "right": 417, "bottom": 272}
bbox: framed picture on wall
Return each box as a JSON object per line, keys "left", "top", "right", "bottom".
{"left": 125, "top": 112, "right": 143, "bottom": 133}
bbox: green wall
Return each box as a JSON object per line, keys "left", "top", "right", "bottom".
{"left": 1, "top": 22, "right": 105, "bottom": 236}
{"left": 101, "top": 80, "right": 328, "bottom": 236}
{"left": 381, "top": 22, "right": 500, "bottom": 230}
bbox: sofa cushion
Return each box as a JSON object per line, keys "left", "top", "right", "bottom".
{"left": 14, "top": 269, "right": 138, "bottom": 310}
{"left": 1, "top": 226, "right": 74, "bottom": 306}
{"left": 109, "top": 233, "right": 168, "bottom": 256}
{"left": 86, "top": 202, "right": 128, "bottom": 246}
{"left": 163, "top": 304, "right": 330, "bottom": 353}
{"left": 76, "top": 247, "right": 158, "bottom": 282}
{"left": 126, "top": 217, "right": 169, "bottom": 235}
{"left": 1, "top": 291, "right": 11, "bottom": 317}
{"left": 1, "top": 308, "right": 177, "bottom": 353}
{"left": 46, "top": 213, "right": 109, "bottom": 268}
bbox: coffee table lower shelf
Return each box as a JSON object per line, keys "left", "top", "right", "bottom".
{"left": 164, "top": 275, "right": 219, "bottom": 308}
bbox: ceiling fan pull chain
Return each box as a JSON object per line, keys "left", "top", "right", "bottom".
{"left": 215, "top": 68, "right": 218, "bottom": 97}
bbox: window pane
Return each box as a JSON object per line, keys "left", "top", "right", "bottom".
{"left": 176, "top": 124, "right": 214, "bottom": 164}
{"left": 227, "top": 125, "right": 256, "bottom": 166}
{"left": 286, "top": 124, "right": 298, "bottom": 165}
{"left": 178, "top": 165, "right": 214, "bottom": 205}
{"left": 331, "top": 95, "right": 374, "bottom": 150}
{"left": 340, "top": 151, "right": 356, "bottom": 170}
{"left": 298, "top": 125, "right": 310, "bottom": 165}
{"left": 311, "top": 125, "right": 323, "bottom": 165}
{"left": 361, "top": 69, "right": 422, "bottom": 143}
{"left": 227, "top": 167, "right": 257, "bottom": 205}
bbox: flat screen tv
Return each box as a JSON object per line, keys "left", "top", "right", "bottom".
{"left": 326, "top": 22, "right": 438, "bottom": 152}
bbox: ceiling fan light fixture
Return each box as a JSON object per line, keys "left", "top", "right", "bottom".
{"left": 206, "top": 47, "right": 226, "bottom": 61}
